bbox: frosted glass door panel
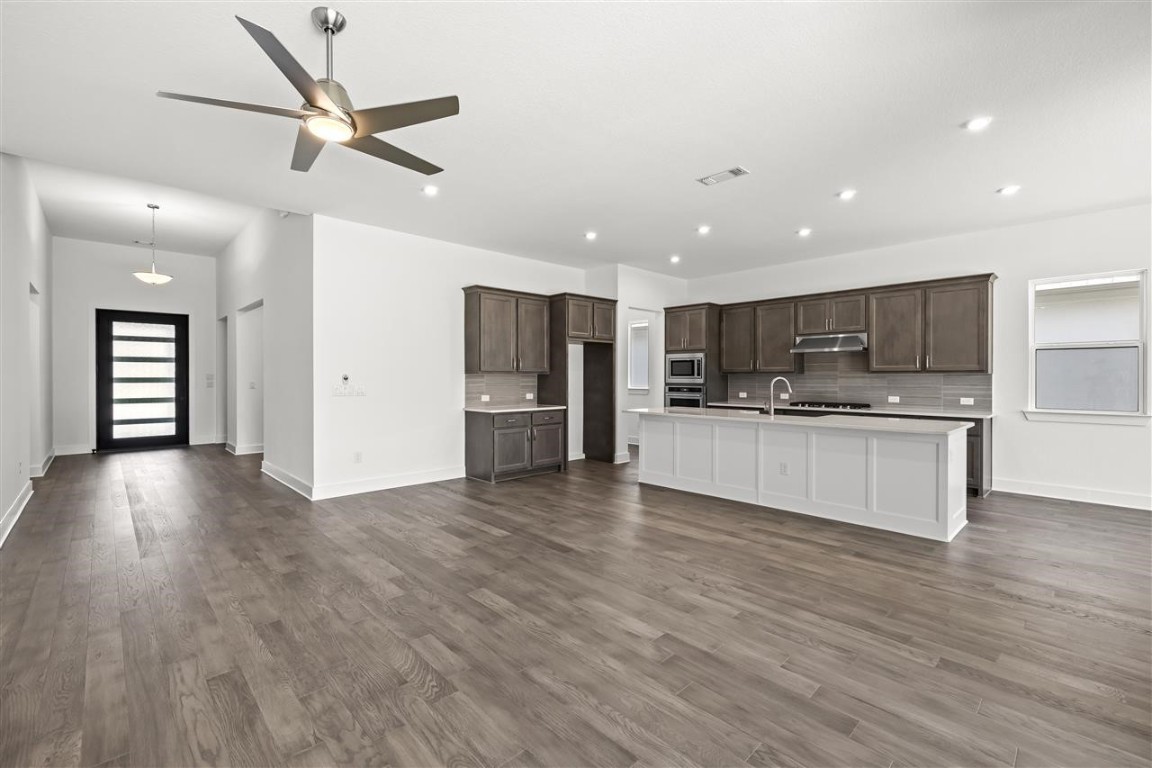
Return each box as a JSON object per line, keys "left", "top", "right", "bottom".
{"left": 113, "top": 321, "right": 175, "bottom": 338}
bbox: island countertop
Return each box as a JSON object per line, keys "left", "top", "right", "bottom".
{"left": 707, "top": 401, "right": 993, "bottom": 419}
{"left": 465, "top": 404, "right": 566, "bottom": 413}
{"left": 627, "top": 406, "right": 973, "bottom": 435}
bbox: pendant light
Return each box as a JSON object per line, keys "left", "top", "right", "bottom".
{"left": 132, "top": 203, "right": 173, "bottom": 285}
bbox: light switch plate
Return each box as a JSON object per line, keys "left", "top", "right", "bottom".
{"left": 780, "top": 393, "right": 789, "bottom": 400}
{"left": 526, "top": 393, "right": 534, "bottom": 400}
{"left": 480, "top": 394, "right": 491, "bottom": 402}
{"left": 738, "top": 392, "right": 747, "bottom": 398}
{"left": 888, "top": 395, "right": 900, "bottom": 403}
{"left": 960, "top": 397, "right": 975, "bottom": 405}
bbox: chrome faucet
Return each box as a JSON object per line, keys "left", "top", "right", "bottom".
{"left": 766, "top": 376, "right": 792, "bottom": 419}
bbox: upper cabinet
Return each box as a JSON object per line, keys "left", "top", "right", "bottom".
{"left": 464, "top": 287, "right": 550, "bottom": 373}
{"left": 924, "top": 280, "right": 990, "bottom": 372}
{"left": 666, "top": 305, "right": 712, "bottom": 351}
{"left": 868, "top": 288, "right": 925, "bottom": 372}
{"left": 796, "top": 294, "right": 867, "bottom": 335}
{"left": 721, "top": 302, "right": 799, "bottom": 373}
{"left": 557, "top": 294, "right": 616, "bottom": 343}
{"left": 868, "top": 276, "right": 993, "bottom": 373}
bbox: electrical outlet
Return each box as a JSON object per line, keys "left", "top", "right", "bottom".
{"left": 888, "top": 395, "right": 900, "bottom": 403}
{"left": 525, "top": 393, "right": 534, "bottom": 400}
{"left": 480, "top": 394, "right": 491, "bottom": 402}
{"left": 779, "top": 462, "right": 789, "bottom": 476}
{"left": 960, "top": 397, "right": 975, "bottom": 406}
{"left": 738, "top": 392, "right": 747, "bottom": 399}
{"left": 249, "top": 381, "right": 257, "bottom": 390}
{"left": 353, "top": 451, "right": 362, "bottom": 464}
{"left": 779, "top": 392, "right": 789, "bottom": 400}
{"left": 17, "top": 460, "right": 23, "bottom": 475}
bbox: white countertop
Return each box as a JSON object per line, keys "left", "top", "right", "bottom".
{"left": 629, "top": 406, "right": 973, "bottom": 435}
{"left": 708, "top": 401, "right": 993, "bottom": 419}
{"left": 464, "top": 404, "right": 567, "bottom": 413}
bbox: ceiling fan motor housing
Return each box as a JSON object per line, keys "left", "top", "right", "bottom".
{"left": 315, "top": 78, "right": 354, "bottom": 114}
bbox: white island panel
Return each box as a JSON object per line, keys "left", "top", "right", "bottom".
{"left": 632, "top": 407, "right": 971, "bottom": 542}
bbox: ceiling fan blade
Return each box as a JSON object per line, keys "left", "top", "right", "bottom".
{"left": 157, "top": 91, "right": 314, "bottom": 120}
{"left": 350, "top": 96, "right": 460, "bottom": 138}
{"left": 343, "top": 136, "right": 444, "bottom": 175}
{"left": 291, "top": 125, "right": 326, "bottom": 172}
{"left": 235, "top": 16, "right": 341, "bottom": 115}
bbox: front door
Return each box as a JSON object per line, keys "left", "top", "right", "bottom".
{"left": 96, "top": 309, "right": 189, "bottom": 451}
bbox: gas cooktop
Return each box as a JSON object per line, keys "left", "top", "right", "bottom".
{"left": 788, "top": 401, "right": 872, "bottom": 410}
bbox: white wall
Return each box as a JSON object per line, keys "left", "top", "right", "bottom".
{"left": 309, "top": 215, "right": 585, "bottom": 499}
{"left": 687, "top": 204, "right": 1152, "bottom": 509}
{"left": 217, "top": 210, "right": 314, "bottom": 492}
{"left": 28, "top": 286, "right": 51, "bottom": 475}
{"left": 0, "top": 153, "right": 51, "bottom": 544}
{"left": 236, "top": 304, "right": 264, "bottom": 453}
{"left": 614, "top": 265, "right": 687, "bottom": 461}
{"left": 51, "top": 237, "right": 218, "bottom": 453}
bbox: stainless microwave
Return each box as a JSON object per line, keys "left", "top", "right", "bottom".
{"left": 666, "top": 353, "right": 705, "bottom": 384}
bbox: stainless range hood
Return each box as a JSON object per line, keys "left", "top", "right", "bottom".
{"left": 790, "top": 332, "right": 868, "bottom": 354}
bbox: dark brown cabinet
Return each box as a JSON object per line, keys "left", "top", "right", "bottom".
{"left": 592, "top": 302, "right": 615, "bottom": 340}
{"left": 666, "top": 306, "right": 710, "bottom": 351}
{"left": 464, "top": 287, "right": 549, "bottom": 374}
{"left": 755, "top": 302, "right": 799, "bottom": 372}
{"left": 868, "top": 289, "right": 925, "bottom": 372}
{"left": 924, "top": 281, "right": 990, "bottom": 372}
{"left": 720, "top": 306, "right": 755, "bottom": 373}
{"left": 566, "top": 298, "right": 594, "bottom": 339}
{"left": 721, "top": 302, "right": 799, "bottom": 373}
{"left": 466, "top": 409, "right": 566, "bottom": 482}
{"left": 868, "top": 277, "right": 992, "bottom": 374}
{"left": 796, "top": 294, "right": 866, "bottom": 335}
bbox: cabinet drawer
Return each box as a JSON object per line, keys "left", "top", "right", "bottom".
{"left": 532, "top": 410, "right": 565, "bottom": 425}
{"left": 492, "top": 413, "right": 531, "bottom": 428}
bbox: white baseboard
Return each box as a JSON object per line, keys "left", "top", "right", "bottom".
{"left": 55, "top": 444, "right": 90, "bottom": 456}
{"left": 190, "top": 434, "right": 219, "bottom": 446}
{"left": 568, "top": 452, "right": 586, "bottom": 462}
{"left": 230, "top": 443, "right": 263, "bottom": 455}
{"left": 1, "top": 481, "right": 33, "bottom": 549}
{"left": 30, "top": 450, "right": 55, "bottom": 478}
{"left": 628, "top": 436, "right": 639, "bottom": 446}
{"left": 261, "top": 461, "right": 314, "bottom": 500}
{"left": 614, "top": 451, "right": 631, "bottom": 464}
{"left": 994, "top": 477, "right": 1152, "bottom": 511}
{"left": 311, "top": 465, "right": 465, "bottom": 501}
{"left": 214, "top": 434, "right": 227, "bottom": 445}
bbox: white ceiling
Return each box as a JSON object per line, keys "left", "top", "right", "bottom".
{"left": 23, "top": 159, "right": 259, "bottom": 256}
{"left": 2, "top": 1, "right": 1148, "bottom": 278}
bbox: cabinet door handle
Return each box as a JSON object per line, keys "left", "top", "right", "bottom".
{"left": 926, "top": 355, "right": 931, "bottom": 369}
{"left": 915, "top": 354, "right": 920, "bottom": 369}
{"left": 531, "top": 428, "right": 536, "bottom": 441}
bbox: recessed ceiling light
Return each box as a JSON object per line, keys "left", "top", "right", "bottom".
{"left": 585, "top": 231, "right": 597, "bottom": 241}
{"left": 669, "top": 255, "right": 681, "bottom": 264}
{"left": 797, "top": 228, "right": 812, "bottom": 238}
{"left": 996, "top": 185, "right": 1021, "bottom": 196}
{"left": 422, "top": 185, "right": 439, "bottom": 197}
{"left": 837, "top": 189, "right": 857, "bottom": 201}
{"left": 963, "top": 116, "right": 994, "bottom": 132}
{"left": 697, "top": 225, "right": 711, "bottom": 236}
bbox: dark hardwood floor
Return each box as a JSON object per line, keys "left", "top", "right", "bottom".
{"left": 2, "top": 446, "right": 1149, "bottom": 768}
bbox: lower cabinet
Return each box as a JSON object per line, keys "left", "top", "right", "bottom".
{"left": 466, "top": 409, "right": 566, "bottom": 482}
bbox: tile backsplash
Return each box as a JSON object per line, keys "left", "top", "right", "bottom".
{"left": 726, "top": 351, "right": 991, "bottom": 412}
{"left": 465, "top": 373, "right": 538, "bottom": 406}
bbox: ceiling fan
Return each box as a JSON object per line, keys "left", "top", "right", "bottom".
{"left": 158, "top": 7, "right": 459, "bottom": 174}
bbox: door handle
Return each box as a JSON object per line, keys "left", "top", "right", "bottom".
{"left": 915, "top": 354, "right": 920, "bottom": 369}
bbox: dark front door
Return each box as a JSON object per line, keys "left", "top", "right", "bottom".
{"left": 96, "top": 309, "right": 189, "bottom": 451}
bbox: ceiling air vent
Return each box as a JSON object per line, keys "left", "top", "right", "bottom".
{"left": 697, "top": 166, "right": 751, "bottom": 186}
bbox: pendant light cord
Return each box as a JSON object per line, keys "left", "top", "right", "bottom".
{"left": 148, "top": 203, "right": 159, "bottom": 272}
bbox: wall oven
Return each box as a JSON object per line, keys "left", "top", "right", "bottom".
{"left": 665, "top": 353, "right": 705, "bottom": 384}
{"left": 665, "top": 385, "right": 705, "bottom": 408}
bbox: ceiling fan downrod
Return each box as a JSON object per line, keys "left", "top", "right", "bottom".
{"left": 311, "top": 7, "right": 346, "bottom": 80}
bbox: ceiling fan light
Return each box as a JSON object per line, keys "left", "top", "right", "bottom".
{"left": 133, "top": 269, "right": 174, "bottom": 286}
{"left": 305, "top": 114, "right": 354, "bottom": 142}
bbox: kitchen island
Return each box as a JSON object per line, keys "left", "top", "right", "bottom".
{"left": 630, "top": 407, "right": 973, "bottom": 541}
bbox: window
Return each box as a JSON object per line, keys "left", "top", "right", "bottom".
{"left": 1029, "top": 270, "right": 1147, "bottom": 417}
{"left": 628, "top": 320, "right": 650, "bottom": 390}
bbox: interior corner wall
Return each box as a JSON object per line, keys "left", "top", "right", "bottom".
{"left": 612, "top": 265, "right": 688, "bottom": 462}
{"left": 686, "top": 204, "right": 1152, "bottom": 510}
{"left": 0, "top": 153, "right": 51, "bottom": 541}
{"left": 217, "top": 210, "right": 314, "bottom": 493}
{"left": 51, "top": 238, "right": 218, "bottom": 453}
{"left": 309, "top": 215, "right": 585, "bottom": 500}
